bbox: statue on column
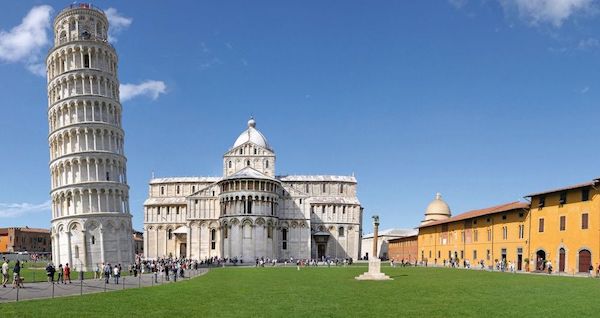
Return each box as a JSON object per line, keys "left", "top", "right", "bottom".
{"left": 355, "top": 214, "right": 392, "bottom": 280}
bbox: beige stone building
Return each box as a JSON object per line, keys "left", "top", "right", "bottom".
{"left": 0, "top": 227, "right": 51, "bottom": 253}
{"left": 143, "top": 118, "right": 363, "bottom": 261}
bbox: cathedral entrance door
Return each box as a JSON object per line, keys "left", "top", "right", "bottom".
{"left": 317, "top": 244, "right": 326, "bottom": 259}
{"left": 180, "top": 243, "right": 187, "bottom": 258}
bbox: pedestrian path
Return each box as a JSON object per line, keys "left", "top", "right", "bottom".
{"left": 0, "top": 269, "right": 209, "bottom": 303}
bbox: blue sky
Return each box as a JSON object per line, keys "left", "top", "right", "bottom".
{"left": 1, "top": 1, "right": 599, "bottom": 234}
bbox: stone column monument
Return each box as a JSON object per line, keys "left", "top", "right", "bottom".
{"left": 356, "top": 215, "right": 392, "bottom": 280}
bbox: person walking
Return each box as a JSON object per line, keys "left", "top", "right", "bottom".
{"left": 103, "top": 263, "right": 111, "bottom": 284}
{"left": 94, "top": 263, "right": 100, "bottom": 280}
{"left": 113, "top": 265, "right": 120, "bottom": 284}
{"left": 46, "top": 263, "right": 55, "bottom": 283}
{"left": 57, "top": 264, "right": 64, "bottom": 284}
{"left": 1, "top": 258, "right": 9, "bottom": 287}
{"left": 64, "top": 263, "right": 72, "bottom": 283}
{"left": 12, "top": 260, "right": 21, "bottom": 289}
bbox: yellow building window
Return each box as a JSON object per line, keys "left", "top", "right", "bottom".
{"left": 474, "top": 230, "right": 478, "bottom": 242}
{"left": 487, "top": 229, "right": 492, "bottom": 241}
{"left": 582, "top": 213, "right": 589, "bottom": 229}
{"left": 502, "top": 226, "right": 507, "bottom": 240}
{"left": 539, "top": 218, "right": 545, "bottom": 232}
{"left": 559, "top": 216, "right": 566, "bottom": 231}
{"left": 518, "top": 224, "right": 524, "bottom": 239}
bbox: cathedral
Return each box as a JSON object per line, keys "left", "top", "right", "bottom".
{"left": 143, "top": 118, "right": 363, "bottom": 262}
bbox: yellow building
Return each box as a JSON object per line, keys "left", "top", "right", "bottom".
{"left": 418, "top": 202, "right": 530, "bottom": 270}
{"left": 526, "top": 179, "right": 600, "bottom": 274}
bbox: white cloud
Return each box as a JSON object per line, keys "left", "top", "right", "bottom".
{"left": 581, "top": 86, "right": 590, "bottom": 93}
{"left": 199, "top": 57, "right": 222, "bottom": 70}
{"left": 120, "top": 80, "right": 167, "bottom": 102}
{"left": 449, "top": 0, "right": 469, "bottom": 9}
{"left": 500, "top": 0, "right": 594, "bottom": 27}
{"left": 578, "top": 37, "right": 600, "bottom": 49}
{"left": 0, "top": 5, "right": 52, "bottom": 76}
{"left": 0, "top": 200, "right": 51, "bottom": 218}
{"left": 104, "top": 8, "right": 132, "bottom": 42}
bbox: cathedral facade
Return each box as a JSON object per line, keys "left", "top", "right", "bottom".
{"left": 143, "top": 118, "right": 362, "bottom": 262}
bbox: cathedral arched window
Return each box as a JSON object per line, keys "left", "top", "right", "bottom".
{"left": 228, "top": 161, "right": 232, "bottom": 168}
{"left": 240, "top": 149, "right": 243, "bottom": 154}
{"left": 338, "top": 227, "right": 345, "bottom": 237}
{"left": 282, "top": 229, "right": 288, "bottom": 250}
{"left": 267, "top": 225, "right": 273, "bottom": 239}
{"left": 91, "top": 236, "right": 95, "bottom": 244}
{"left": 340, "top": 184, "right": 344, "bottom": 193}
{"left": 210, "top": 229, "right": 216, "bottom": 250}
{"left": 74, "top": 245, "right": 79, "bottom": 259}
{"left": 168, "top": 229, "right": 173, "bottom": 240}
{"left": 254, "top": 148, "right": 257, "bottom": 154}
{"left": 160, "top": 187, "right": 164, "bottom": 195}
{"left": 265, "top": 160, "right": 269, "bottom": 168}
{"left": 322, "top": 183, "right": 326, "bottom": 193}
{"left": 247, "top": 160, "right": 250, "bottom": 166}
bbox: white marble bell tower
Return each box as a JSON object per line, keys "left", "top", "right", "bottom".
{"left": 47, "top": 3, "right": 134, "bottom": 271}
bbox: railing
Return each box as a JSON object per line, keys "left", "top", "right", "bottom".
{"left": 57, "top": 3, "right": 104, "bottom": 16}
{"left": 0, "top": 268, "right": 209, "bottom": 303}
{"left": 51, "top": 34, "right": 114, "bottom": 52}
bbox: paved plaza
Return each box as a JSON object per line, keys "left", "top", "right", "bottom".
{"left": 0, "top": 269, "right": 208, "bottom": 303}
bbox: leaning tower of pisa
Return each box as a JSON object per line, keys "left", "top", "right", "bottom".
{"left": 47, "top": 3, "right": 133, "bottom": 270}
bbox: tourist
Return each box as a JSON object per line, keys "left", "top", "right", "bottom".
{"left": 546, "top": 260, "right": 552, "bottom": 275}
{"left": 296, "top": 259, "right": 300, "bottom": 271}
{"left": 589, "top": 264, "right": 594, "bottom": 277}
{"left": 64, "top": 263, "right": 72, "bottom": 283}
{"left": 57, "top": 264, "right": 64, "bottom": 284}
{"left": 113, "top": 265, "right": 120, "bottom": 284}
{"left": 1, "top": 258, "right": 9, "bottom": 288}
{"left": 46, "top": 263, "right": 55, "bottom": 283}
{"left": 94, "top": 263, "right": 100, "bottom": 279}
{"left": 103, "top": 263, "right": 111, "bottom": 284}
{"left": 596, "top": 264, "right": 600, "bottom": 278}
{"left": 12, "top": 260, "right": 21, "bottom": 289}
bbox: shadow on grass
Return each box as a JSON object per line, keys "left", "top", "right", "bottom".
{"left": 388, "top": 274, "right": 408, "bottom": 278}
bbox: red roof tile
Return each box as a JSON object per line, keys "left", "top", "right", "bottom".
{"left": 419, "top": 201, "right": 529, "bottom": 228}
{"left": 525, "top": 180, "right": 597, "bottom": 198}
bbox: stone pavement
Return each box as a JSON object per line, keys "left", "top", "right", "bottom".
{"left": 0, "top": 268, "right": 209, "bottom": 303}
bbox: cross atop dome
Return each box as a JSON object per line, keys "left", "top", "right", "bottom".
{"left": 248, "top": 117, "right": 256, "bottom": 128}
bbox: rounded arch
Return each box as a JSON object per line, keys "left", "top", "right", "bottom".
{"left": 577, "top": 248, "right": 592, "bottom": 273}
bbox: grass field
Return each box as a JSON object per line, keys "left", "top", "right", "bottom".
{"left": 2, "top": 265, "right": 600, "bottom": 317}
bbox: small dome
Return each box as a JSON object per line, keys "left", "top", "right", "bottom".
{"left": 421, "top": 193, "right": 451, "bottom": 225}
{"left": 232, "top": 117, "right": 271, "bottom": 150}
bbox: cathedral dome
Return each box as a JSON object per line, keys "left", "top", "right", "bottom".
{"left": 421, "top": 193, "right": 451, "bottom": 225}
{"left": 233, "top": 118, "right": 271, "bottom": 150}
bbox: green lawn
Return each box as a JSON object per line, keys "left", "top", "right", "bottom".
{"left": 2, "top": 265, "right": 599, "bottom": 317}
